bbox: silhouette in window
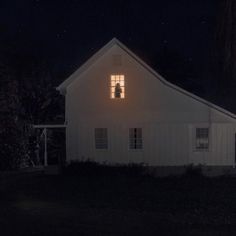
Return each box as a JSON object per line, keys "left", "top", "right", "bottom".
{"left": 115, "top": 83, "right": 122, "bottom": 98}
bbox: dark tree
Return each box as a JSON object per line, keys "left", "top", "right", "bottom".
{"left": 213, "top": 0, "right": 236, "bottom": 110}
{"left": 0, "top": 42, "right": 65, "bottom": 169}
{"left": 0, "top": 60, "right": 25, "bottom": 170}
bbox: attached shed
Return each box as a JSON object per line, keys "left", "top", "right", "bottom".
{"left": 57, "top": 38, "right": 236, "bottom": 175}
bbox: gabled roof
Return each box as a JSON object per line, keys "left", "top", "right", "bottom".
{"left": 56, "top": 38, "right": 236, "bottom": 120}
{"left": 56, "top": 38, "right": 121, "bottom": 93}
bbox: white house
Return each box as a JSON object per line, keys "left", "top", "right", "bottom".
{"left": 56, "top": 38, "right": 236, "bottom": 176}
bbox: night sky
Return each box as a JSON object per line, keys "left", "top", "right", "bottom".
{"left": 0, "top": 0, "right": 220, "bottom": 87}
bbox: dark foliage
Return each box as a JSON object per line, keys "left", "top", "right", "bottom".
{"left": 211, "top": 0, "right": 236, "bottom": 111}
{"left": 0, "top": 49, "right": 64, "bottom": 170}
{"left": 183, "top": 164, "right": 203, "bottom": 178}
{"left": 63, "top": 160, "right": 148, "bottom": 179}
{"left": 0, "top": 60, "right": 24, "bottom": 170}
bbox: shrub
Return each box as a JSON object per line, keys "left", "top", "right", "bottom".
{"left": 183, "top": 164, "right": 203, "bottom": 178}
{"left": 62, "top": 159, "right": 147, "bottom": 178}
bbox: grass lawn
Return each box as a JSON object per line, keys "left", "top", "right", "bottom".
{"left": 1, "top": 167, "right": 236, "bottom": 236}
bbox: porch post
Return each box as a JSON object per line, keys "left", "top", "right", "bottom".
{"left": 44, "top": 128, "right": 48, "bottom": 166}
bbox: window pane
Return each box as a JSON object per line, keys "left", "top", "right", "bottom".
{"left": 120, "top": 80, "right": 124, "bottom": 86}
{"left": 129, "top": 128, "right": 143, "bottom": 149}
{"left": 196, "top": 128, "right": 209, "bottom": 150}
{"left": 110, "top": 75, "right": 125, "bottom": 99}
{"left": 95, "top": 128, "right": 108, "bottom": 149}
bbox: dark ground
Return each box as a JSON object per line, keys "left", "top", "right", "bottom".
{"left": 1, "top": 169, "right": 236, "bottom": 236}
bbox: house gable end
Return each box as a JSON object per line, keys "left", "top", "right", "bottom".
{"left": 57, "top": 38, "right": 236, "bottom": 121}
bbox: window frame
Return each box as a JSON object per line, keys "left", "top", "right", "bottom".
{"left": 128, "top": 128, "right": 143, "bottom": 150}
{"left": 94, "top": 128, "right": 108, "bottom": 150}
{"left": 194, "top": 127, "right": 210, "bottom": 152}
{"left": 110, "top": 75, "right": 125, "bottom": 99}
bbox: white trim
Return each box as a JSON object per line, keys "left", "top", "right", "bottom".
{"left": 128, "top": 128, "right": 143, "bottom": 151}
{"left": 33, "top": 124, "right": 66, "bottom": 166}
{"left": 192, "top": 124, "right": 211, "bottom": 153}
{"left": 33, "top": 124, "right": 67, "bottom": 129}
{"left": 56, "top": 38, "right": 121, "bottom": 94}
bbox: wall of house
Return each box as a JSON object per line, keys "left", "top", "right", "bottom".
{"left": 65, "top": 44, "right": 236, "bottom": 167}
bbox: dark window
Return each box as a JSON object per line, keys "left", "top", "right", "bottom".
{"left": 95, "top": 128, "right": 108, "bottom": 149}
{"left": 196, "top": 128, "right": 209, "bottom": 150}
{"left": 129, "top": 128, "right": 142, "bottom": 149}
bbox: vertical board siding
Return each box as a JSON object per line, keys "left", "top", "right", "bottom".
{"left": 75, "top": 123, "right": 190, "bottom": 166}
{"left": 190, "top": 124, "right": 235, "bottom": 166}
{"left": 73, "top": 122, "right": 236, "bottom": 166}
{"left": 65, "top": 45, "right": 236, "bottom": 167}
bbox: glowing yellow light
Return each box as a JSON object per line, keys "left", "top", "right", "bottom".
{"left": 120, "top": 80, "right": 124, "bottom": 86}
{"left": 110, "top": 75, "right": 125, "bottom": 99}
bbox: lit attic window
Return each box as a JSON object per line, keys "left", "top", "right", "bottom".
{"left": 110, "top": 75, "right": 125, "bottom": 99}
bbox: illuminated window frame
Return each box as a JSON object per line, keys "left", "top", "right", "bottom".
{"left": 110, "top": 75, "right": 125, "bottom": 99}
